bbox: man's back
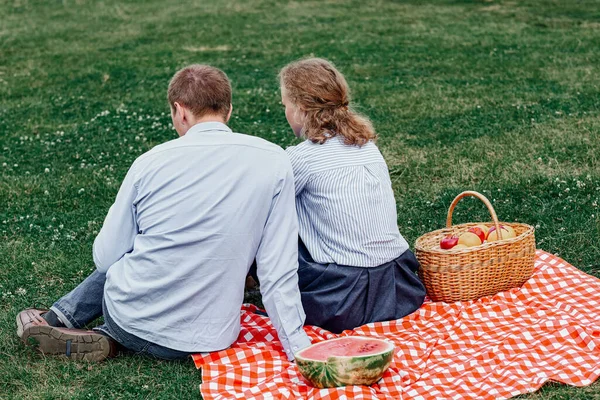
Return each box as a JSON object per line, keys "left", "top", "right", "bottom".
{"left": 17, "top": 64, "right": 310, "bottom": 363}
{"left": 93, "top": 122, "right": 301, "bottom": 352}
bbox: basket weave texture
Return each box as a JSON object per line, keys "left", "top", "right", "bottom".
{"left": 415, "top": 191, "right": 536, "bottom": 302}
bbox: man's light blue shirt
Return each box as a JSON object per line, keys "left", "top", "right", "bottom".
{"left": 93, "top": 122, "right": 311, "bottom": 360}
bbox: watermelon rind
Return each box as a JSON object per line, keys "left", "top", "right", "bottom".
{"left": 295, "top": 336, "right": 395, "bottom": 388}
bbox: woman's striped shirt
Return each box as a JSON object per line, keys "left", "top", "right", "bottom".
{"left": 286, "top": 136, "right": 409, "bottom": 267}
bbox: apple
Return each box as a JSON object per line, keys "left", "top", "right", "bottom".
{"left": 487, "top": 225, "right": 516, "bottom": 242}
{"left": 452, "top": 244, "right": 468, "bottom": 250}
{"left": 458, "top": 231, "right": 483, "bottom": 247}
{"left": 468, "top": 227, "right": 487, "bottom": 243}
{"left": 474, "top": 224, "right": 490, "bottom": 235}
{"left": 440, "top": 236, "right": 459, "bottom": 249}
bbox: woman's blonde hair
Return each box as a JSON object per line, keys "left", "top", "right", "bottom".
{"left": 279, "top": 58, "right": 376, "bottom": 146}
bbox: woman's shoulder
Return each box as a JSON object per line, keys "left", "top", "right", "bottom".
{"left": 286, "top": 137, "right": 384, "bottom": 169}
{"left": 285, "top": 139, "right": 314, "bottom": 162}
{"left": 285, "top": 140, "right": 317, "bottom": 176}
{"left": 336, "top": 137, "right": 384, "bottom": 159}
{"left": 286, "top": 138, "right": 313, "bottom": 152}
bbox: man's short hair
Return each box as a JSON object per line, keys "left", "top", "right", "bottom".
{"left": 167, "top": 64, "right": 232, "bottom": 119}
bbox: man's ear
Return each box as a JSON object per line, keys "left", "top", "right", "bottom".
{"left": 174, "top": 102, "right": 186, "bottom": 123}
{"left": 225, "top": 104, "right": 233, "bottom": 123}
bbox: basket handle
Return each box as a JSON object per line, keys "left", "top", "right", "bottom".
{"left": 446, "top": 191, "right": 503, "bottom": 240}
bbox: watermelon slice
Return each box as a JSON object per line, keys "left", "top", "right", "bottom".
{"left": 295, "top": 336, "right": 395, "bottom": 388}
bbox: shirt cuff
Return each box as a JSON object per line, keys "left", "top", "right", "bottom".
{"left": 92, "top": 241, "right": 108, "bottom": 273}
{"left": 282, "top": 328, "right": 312, "bottom": 361}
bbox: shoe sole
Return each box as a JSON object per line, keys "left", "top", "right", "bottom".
{"left": 18, "top": 321, "right": 112, "bottom": 362}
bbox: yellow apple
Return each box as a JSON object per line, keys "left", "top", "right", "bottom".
{"left": 458, "top": 232, "right": 483, "bottom": 247}
{"left": 487, "top": 225, "right": 516, "bottom": 241}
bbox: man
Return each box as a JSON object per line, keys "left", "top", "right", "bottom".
{"left": 16, "top": 64, "right": 311, "bottom": 361}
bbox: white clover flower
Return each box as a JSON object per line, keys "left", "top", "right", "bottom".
{"left": 16, "top": 287, "right": 26, "bottom": 296}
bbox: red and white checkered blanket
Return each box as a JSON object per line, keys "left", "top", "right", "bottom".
{"left": 193, "top": 251, "right": 600, "bottom": 399}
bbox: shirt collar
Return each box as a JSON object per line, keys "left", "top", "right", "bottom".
{"left": 184, "top": 121, "right": 232, "bottom": 136}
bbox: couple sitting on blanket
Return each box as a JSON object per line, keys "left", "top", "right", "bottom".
{"left": 17, "top": 58, "right": 426, "bottom": 362}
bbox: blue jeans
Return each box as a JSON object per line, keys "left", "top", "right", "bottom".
{"left": 50, "top": 270, "right": 192, "bottom": 360}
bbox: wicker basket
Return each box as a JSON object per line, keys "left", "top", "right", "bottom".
{"left": 414, "top": 191, "right": 536, "bottom": 302}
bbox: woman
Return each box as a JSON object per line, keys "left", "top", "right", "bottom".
{"left": 279, "top": 57, "right": 426, "bottom": 333}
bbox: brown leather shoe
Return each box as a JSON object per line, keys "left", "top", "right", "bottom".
{"left": 17, "top": 309, "right": 117, "bottom": 361}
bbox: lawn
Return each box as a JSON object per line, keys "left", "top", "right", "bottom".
{"left": 1, "top": 0, "right": 599, "bottom": 398}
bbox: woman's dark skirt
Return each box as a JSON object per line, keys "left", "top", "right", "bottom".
{"left": 297, "top": 240, "right": 426, "bottom": 334}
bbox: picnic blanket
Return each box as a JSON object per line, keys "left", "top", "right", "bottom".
{"left": 192, "top": 250, "right": 600, "bottom": 399}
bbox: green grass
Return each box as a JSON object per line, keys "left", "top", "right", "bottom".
{"left": 1, "top": 0, "right": 599, "bottom": 398}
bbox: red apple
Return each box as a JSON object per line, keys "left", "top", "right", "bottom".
{"left": 468, "top": 227, "right": 486, "bottom": 243}
{"left": 440, "top": 236, "right": 459, "bottom": 249}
